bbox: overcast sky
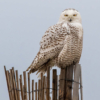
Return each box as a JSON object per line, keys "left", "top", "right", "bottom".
{"left": 0, "top": 0, "right": 100, "bottom": 100}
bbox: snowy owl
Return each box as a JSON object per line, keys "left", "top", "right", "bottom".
{"left": 26, "top": 8, "right": 83, "bottom": 76}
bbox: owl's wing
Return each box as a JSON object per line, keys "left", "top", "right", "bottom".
{"left": 26, "top": 23, "right": 68, "bottom": 72}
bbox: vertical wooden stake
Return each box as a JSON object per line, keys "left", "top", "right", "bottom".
{"left": 20, "top": 75, "right": 24, "bottom": 100}
{"left": 35, "top": 82, "right": 37, "bottom": 100}
{"left": 23, "top": 71, "right": 28, "bottom": 100}
{"left": 65, "top": 65, "right": 73, "bottom": 100}
{"left": 41, "top": 73, "right": 43, "bottom": 100}
{"left": 38, "top": 80, "right": 40, "bottom": 100}
{"left": 59, "top": 68, "right": 66, "bottom": 100}
{"left": 32, "top": 80, "right": 34, "bottom": 100}
{"left": 52, "top": 69, "right": 57, "bottom": 100}
{"left": 44, "top": 77, "right": 47, "bottom": 100}
{"left": 6, "top": 71, "right": 12, "bottom": 100}
{"left": 28, "top": 73, "right": 31, "bottom": 100}
{"left": 10, "top": 69, "right": 14, "bottom": 100}
{"left": 80, "top": 65, "right": 83, "bottom": 100}
{"left": 46, "top": 66, "right": 50, "bottom": 100}
{"left": 4, "top": 66, "right": 11, "bottom": 100}
{"left": 42, "top": 76, "right": 45, "bottom": 100}
{"left": 16, "top": 70, "right": 20, "bottom": 100}
{"left": 73, "top": 64, "right": 80, "bottom": 100}
{"left": 12, "top": 67, "right": 18, "bottom": 100}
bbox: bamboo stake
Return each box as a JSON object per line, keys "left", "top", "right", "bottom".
{"left": 35, "top": 82, "right": 37, "bottom": 100}
{"left": 46, "top": 66, "right": 50, "bottom": 100}
{"left": 23, "top": 71, "right": 28, "bottom": 100}
{"left": 52, "top": 69, "right": 57, "bottom": 100}
{"left": 65, "top": 65, "right": 73, "bottom": 100}
{"left": 16, "top": 70, "right": 20, "bottom": 100}
{"left": 20, "top": 75, "right": 24, "bottom": 100}
{"left": 28, "top": 73, "right": 31, "bottom": 100}
{"left": 4, "top": 66, "right": 11, "bottom": 100}
{"left": 32, "top": 80, "right": 34, "bottom": 100}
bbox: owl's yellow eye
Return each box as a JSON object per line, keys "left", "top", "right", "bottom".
{"left": 73, "top": 14, "right": 77, "bottom": 16}
{"left": 64, "top": 14, "right": 68, "bottom": 16}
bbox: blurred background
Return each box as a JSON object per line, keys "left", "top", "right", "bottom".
{"left": 0, "top": 0, "right": 100, "bottom": 100}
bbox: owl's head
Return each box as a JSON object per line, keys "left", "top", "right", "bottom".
{"left": 59, "top": 8, "right": 82, "bottom": 23}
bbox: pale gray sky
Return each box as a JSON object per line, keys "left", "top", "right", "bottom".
{"left": 0, "top": 0, "right": 100, "bottom": 100}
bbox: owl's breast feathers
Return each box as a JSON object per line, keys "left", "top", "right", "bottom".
{"left": 26, "top": 22, "right": 83, "bottom": 74}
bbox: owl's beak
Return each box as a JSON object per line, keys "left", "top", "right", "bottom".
{"left": 69, "top": 18, "right": 72, "bottom": 22}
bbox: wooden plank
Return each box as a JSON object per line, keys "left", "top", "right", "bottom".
{"left": 79, "top": 65, "right": 83, "bottom": 100}
{"left": 23, "top": 71, "right": 28, "bottom": 100}
{"left": 16, "top": 70, "right": 20, "bottom": 100}
{"left": 52, "top": 69, "right": 57, "bottom": 100}
{"left": 20, "top": 75, "right": 24, "bottom": 100}
{"left": 59, "top": 68, "right": 66, "bottom": 100}
{"left": 65, "top": 65, "right": 73, "bottom": 100}
{"left": 12, "top": 67, "right": 18, "bottom": 100}
{"left": 6, "top": 71, "right": 12, "bottom": 100}
{"left": 73, "top": 64, "right": 80, "bottom": 100}
{"left": 42, "top": 76, "right": 45, "bottom": 100}
{"left": 35, "top": 82, "right": 37, "bottom": 100}
{"left": 10, "top": 69, "right": 14, "bottom": 100}
{"left": 28, "top": 73, "right": 31, "bottom": 100}
{"left": 41, "top": 73, "right": 43, "bottom": 100}
{"left": 46, "top": 66, "right": 50, "bottom": 100}
{"left": 32, "top": 80, "right": 34, "bottom": 100}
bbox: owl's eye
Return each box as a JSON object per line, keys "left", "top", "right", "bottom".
{"left": 64, "top": 14, "right": 68, "bottom": 16}
{"left": 73, "top": 14, "right": 77, "bottom": 16}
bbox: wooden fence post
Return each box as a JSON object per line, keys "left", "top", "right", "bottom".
{"left": 32, "top": 80, "right": 34, "bottom": 100}
{"left": 46, "top": 66, "right": 50, "bottom": 100}
{"left": 65, "top": 65, "right": 73, "bottom": 100}
{"left": 52, "top": 69, "right": 57, "bottom": 100}
{"left": 59, "top": 68, "right": 66, "bottom": 100}
{"left": 73, "top": 64, "right": 80, "bottom": 100}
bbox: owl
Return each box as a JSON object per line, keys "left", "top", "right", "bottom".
{"left": 26, "top": 8, "right": 83, "bottom": 76}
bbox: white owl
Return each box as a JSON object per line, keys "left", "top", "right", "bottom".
{"left": 26, "top": 8, "right": 83, "bottom": 76}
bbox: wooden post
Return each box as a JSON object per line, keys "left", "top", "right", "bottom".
{"left": 20, "top": 75, "right": 24, "bottom": 100}
{"left": 28, "top": 73, "right": 31, "bottom": 100}
{"left": 32, "top": 80, "right": 34, "bottom": 100}
{"left": 65, "top": 65, "right": 73, "bottom": 100}
{"left": 42, "top": 76, "right": 45, "bottom": 100}
{"left": 46, "top": 66, "right": 50, "bottom": 100}
{"left": 59, "top": 68, "right": 66, "bottom": 100}
{"left": 44, "top": 77, "right": 47, "bottom": 100}
{"left": 41, "top": 73, "right": 43, "bottom": 100}
{"left": 6, "top": 71, "right": 12, "bottom": 100}
{"left": 73, "top": 64, "right": 80, "bottom": 100}
{"left": 4, "top": 66, "right": 11, "bottom": 100}
{"left": 39, "top": 80, "right": 41, "bottom": 100}
{"left": 52, "top": 69, "right": 57, "bottom": 100}
{"left": 23, "top": 71, "right": 28, "bottom": 100}
{"left": 35, "top": 82, "right": 37, "bottom": 100}
{"left": 38, "top": 80, "right": 40, "bottom": 100}
{"left": 80, "top": 65, "right": 83, "bottom": 100}
{"left": 10, "top": 69, "right": 14, "bottom": 100}
{"left": 16, "top": 70, "right": 20, "bottom": 100}
{"left": 12, "top": 67, "right": 18, "bottom": 100}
